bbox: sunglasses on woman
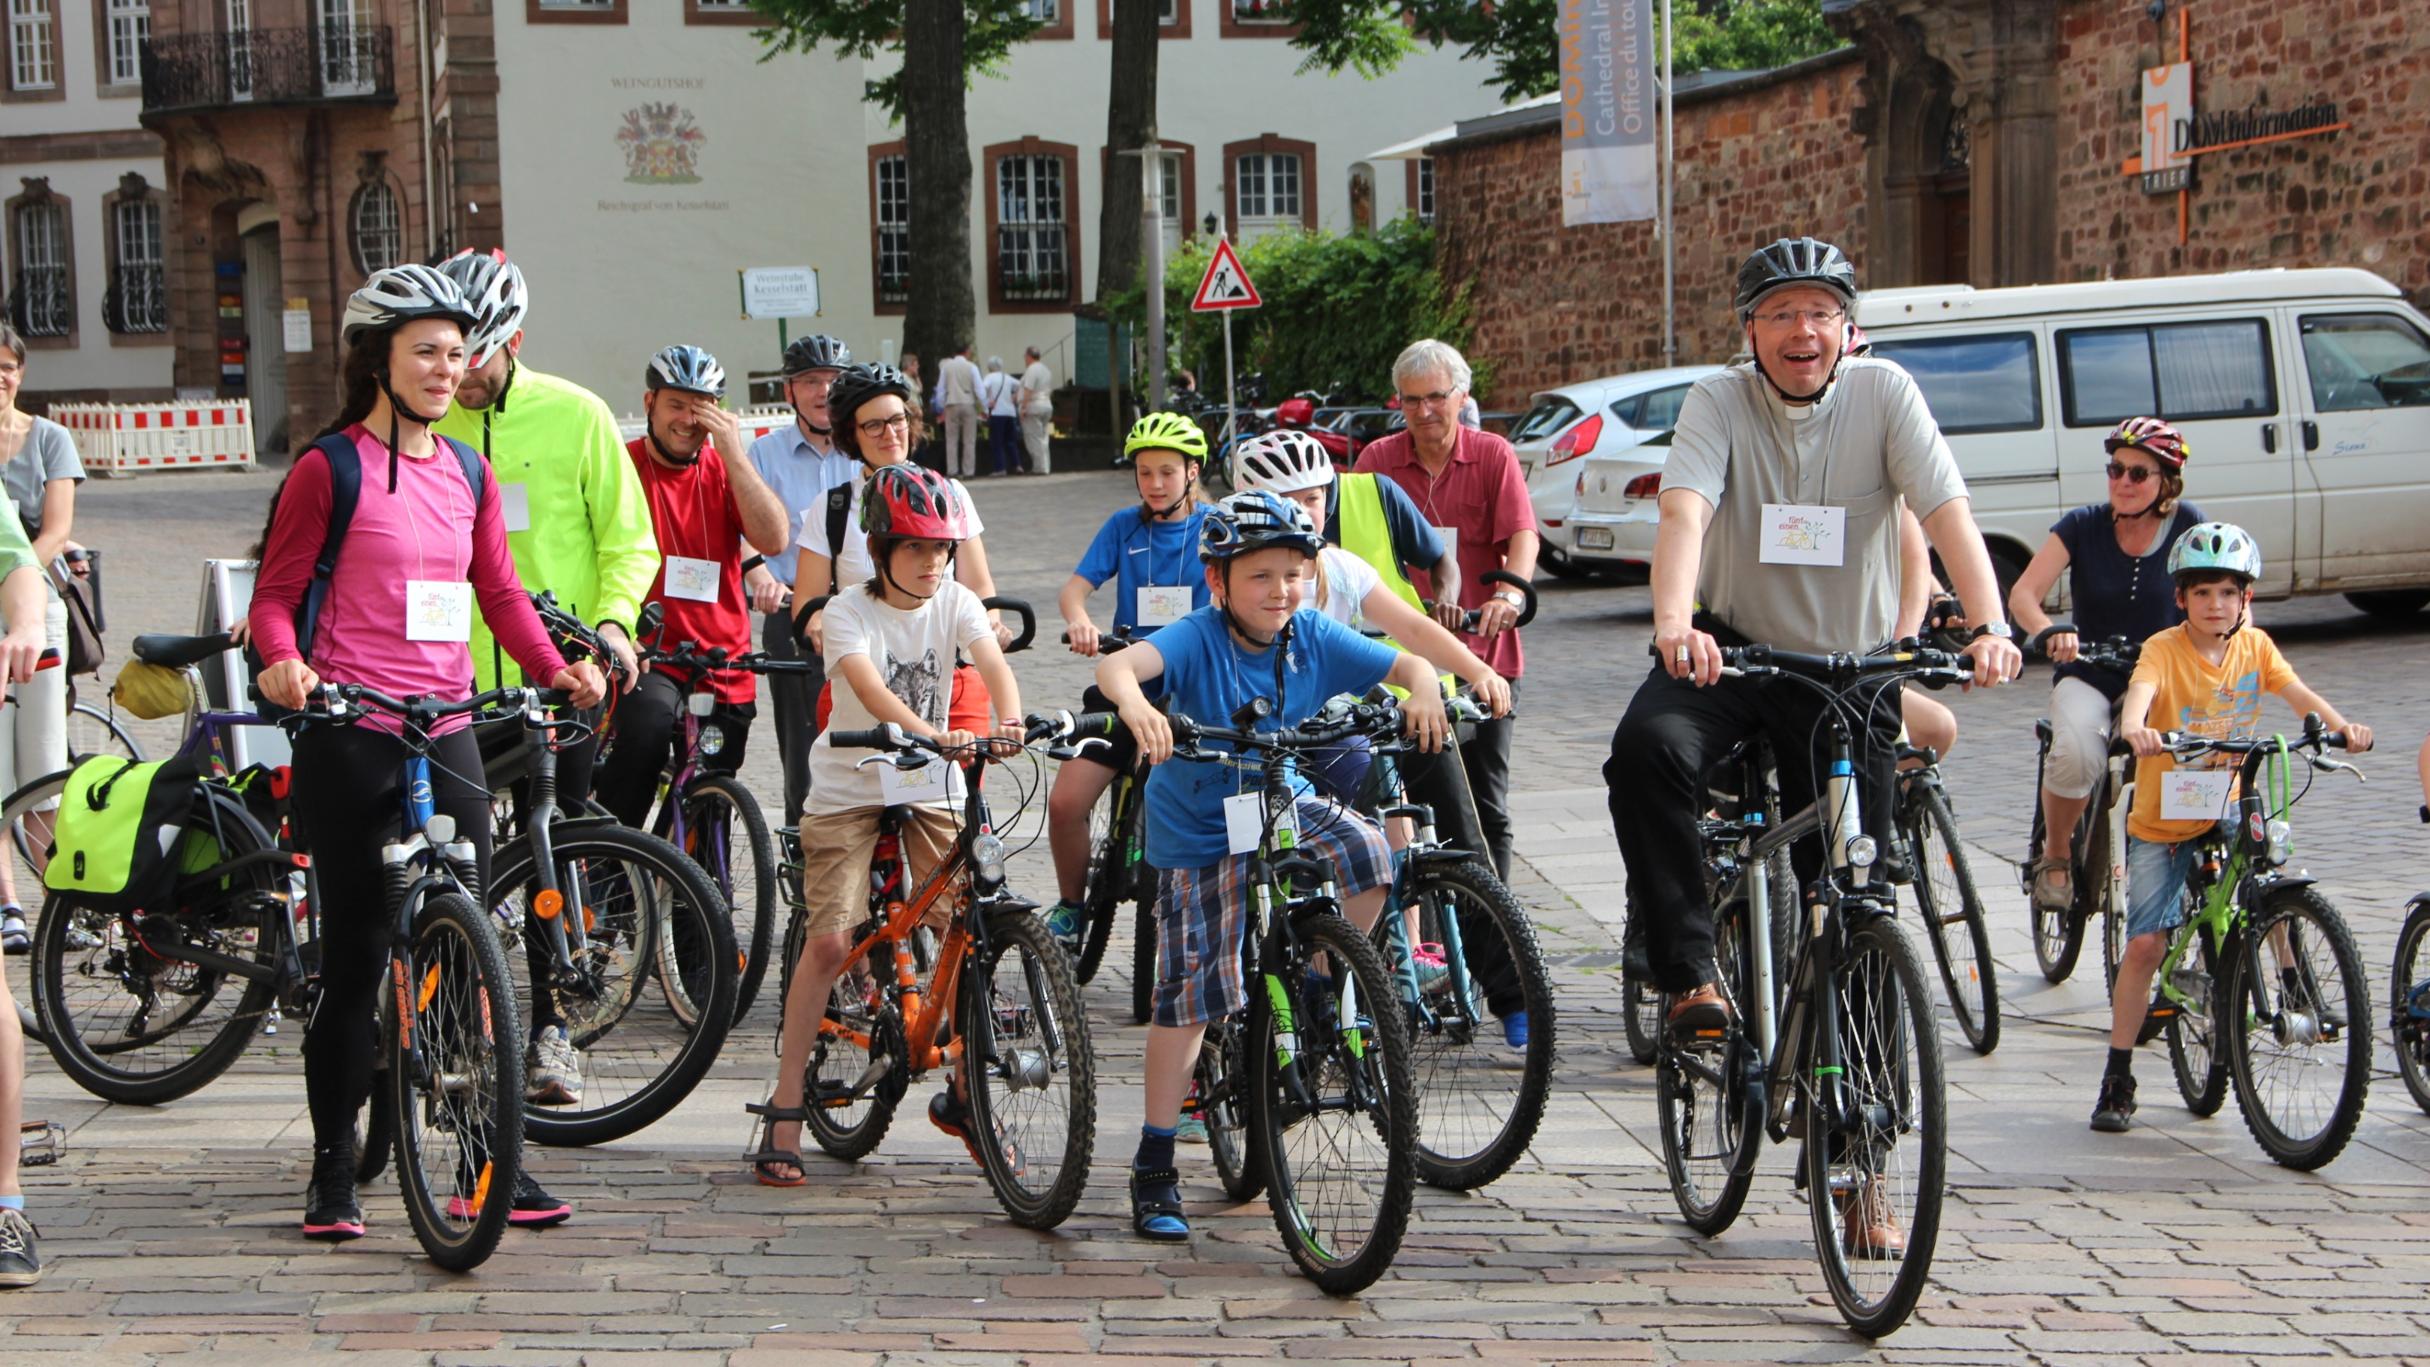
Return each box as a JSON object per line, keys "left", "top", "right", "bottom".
{"left": 2105, "top": 461, "right": 2158, "bottom": 485}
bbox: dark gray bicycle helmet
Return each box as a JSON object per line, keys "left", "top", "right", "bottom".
{"left": 781, "top": 334, "right": 852, "bottom": 377}
{"left": 645, "top": 344, "right": 727, "bottom": 399}
{"left": 1734, "top": 236, "right": 1858, "bottom": 319}
{"left": 827, "top": 363, "right": 915, "bottom": 461}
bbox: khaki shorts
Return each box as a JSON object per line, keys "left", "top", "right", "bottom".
{"left": 796, "top": 804, "right": 963, "bottom": 941}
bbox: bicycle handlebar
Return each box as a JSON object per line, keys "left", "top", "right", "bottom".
{"left": 2025, "top": 621, "right": 2143, "bottom": 670}
{"left": 277, "top": 681, "right": 575, "bottom": 730}
{"left": 1649, "top": 641, "right": 1973, "bottom": 690}
{"left": 793, "top": 593, "right": 1036, "bottom": 655}
{"left": 828, "top": 707, "right": 1102, "bottom": 758}
{"left": 1426, "top": 569, "right": 1538, "bottom": 632}
{"left": 2159, "top": 714, "right": 2364, "bottom": 780}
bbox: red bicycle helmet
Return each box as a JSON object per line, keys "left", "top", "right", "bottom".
{"left": 2103, "top": 415, "right": 2190, "bottom": 470}
{"left": 861, "top": 463, "right": 974, "bottom": 542}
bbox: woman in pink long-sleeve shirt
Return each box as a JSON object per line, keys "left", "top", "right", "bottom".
{"left": 249, "top": 264, "right": 604, "bottom": 1244}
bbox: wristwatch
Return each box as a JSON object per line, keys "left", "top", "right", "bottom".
{"left": 1493, "top": 590, "right": 1526, "bottom": 608}
{"left": 1965, "top": 621, "right": 2015, "bottom": 643}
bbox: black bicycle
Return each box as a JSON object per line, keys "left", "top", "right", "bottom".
{"left": 2020, "top": 628, "right": 2143, "bottom": 987}
{"left": 1059, "top": 626, "right": 1157, "bottom": 1023}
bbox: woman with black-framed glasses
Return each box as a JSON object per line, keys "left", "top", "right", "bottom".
{"left": 2008, "top": 416, "right": 2205, "bottom": 914}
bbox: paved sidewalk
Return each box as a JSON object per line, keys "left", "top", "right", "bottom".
{"left": 5, "top": 464, "right": 2430, "bottom": 1362}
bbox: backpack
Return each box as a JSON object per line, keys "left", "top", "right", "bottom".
{"left": 293, "top": 431, "right": 491, "bottom": 659}
{"left": 43, "top": 754, "right": 208, "bottom": 914}
{"left": 825, "top": 481, "right": 853, "bottom": 572}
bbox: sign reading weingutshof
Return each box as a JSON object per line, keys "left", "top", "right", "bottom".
{"left": 1559, "top": 0, "right": 1657, "bottom": 226}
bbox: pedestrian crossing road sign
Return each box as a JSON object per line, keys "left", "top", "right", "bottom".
{"left": 1190, "top": 238, "right": 1263, "bottom": 312}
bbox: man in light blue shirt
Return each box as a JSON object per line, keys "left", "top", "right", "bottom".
{"left": 745, "top": 333, "right": 857, "bottom": 820}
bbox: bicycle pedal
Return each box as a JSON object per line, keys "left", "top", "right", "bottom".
{"left": 18, "top": 1120, "right": 64, "bottom": 1168}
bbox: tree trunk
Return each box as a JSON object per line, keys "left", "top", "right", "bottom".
{"left": 902, "top": 4, "right": 975, "bottom": 373}
{"left": 1095, "top": 0, "right": 1161, "bottom": 303}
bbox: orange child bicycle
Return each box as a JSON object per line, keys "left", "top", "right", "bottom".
{"left": 745, "top": 710, "right": 1106, "bottom": 1229}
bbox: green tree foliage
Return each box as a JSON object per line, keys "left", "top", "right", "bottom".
{"left": 1108, "top": 221, "right": 1482, "bottom": 403}
{"left": 744, "top": 0, "right": 1044, "bottom": 118}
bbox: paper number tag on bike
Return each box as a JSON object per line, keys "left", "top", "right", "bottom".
{"left": 1137, "top": 585, "right": 1190, "bottom": 626}
{"left": 2160, "top": 767, "right": 2235, "bottom": 821}
{"left": 500, "top": 482, "right": 532, "bottom": 533}
{"left": 404, "top": 580, "right": 473, "bottom": 642}
{"left": 880, "top": 754, "right": 959, "bottom": 805}
{"left": 1224, "top": 791, "right": 1297, "bottom": 855}
{"left": 664, "top": 556, "right": 721, "bottom": 603}
{"left": 1758, "top": 503, "right": 1845, "bottom": 567}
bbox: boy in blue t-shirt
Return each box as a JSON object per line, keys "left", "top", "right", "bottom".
{"left": 1040, "top": 413, "right": 1218, "bottom": 953}
{"left": 1095, "top": 489, "right": 1449, "bottom": 1242}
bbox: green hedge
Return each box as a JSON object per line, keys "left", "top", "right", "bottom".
{"left": 1105, "top": 218, "right": 1484, "bottom": 405}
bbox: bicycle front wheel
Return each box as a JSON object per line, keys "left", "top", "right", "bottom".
{"left": 2392, "top": 898, "right": 2430, "bottom": 1117}
{"left": 1905, "top": 788, "right": 1998, "bottom": 1055}
{"left": 1806, "top": 916, "right": 1945, "bottom": 1340}
{"left": 2222, "top": 885, "right": 2370, "bottom": 1170}
{"left": 668, "top": 773, "right": 776, "bottom": 1027}
{"left": 1246, "top": 909, "right": 1417, "bottom": 1295}
{"left": 1389, "top": 858, "right": 1554, "bottom": 1192}
{"left": 961, "top": 910, "right": 1096, "bottom": 1229}
{"left": 390, "top": 890, "right": 524, "bottom": 1272}
{"left": 492, "top": 823, "right": 737, "bottom": 1146}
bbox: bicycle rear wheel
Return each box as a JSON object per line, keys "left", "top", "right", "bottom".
{"left": 1623, "top": 969, "right": 1661, "bottom": 1066}
{"left": 67, "top": 701, "right": 144, "bottom": 763}
{"left": 492, "top": 823, "right": 737, "bottom": 1146}
{"left": 2222, "top": 886, "right": 2371, "bottom": 1170}
{"left": 1658, "top": 891, "right": 1759, "bottom": 1235}
{"left": 1, "top": 769, "right": 74, "bottom": 1047}
{"left": 2392, "top": 898, "right": 2430, "bottom": 1117}
{"left": 1195, "top": 1016, "right": 1263, "bottom": 1202}
{"left": 2165, "top": 922, "right": 2228, "bottom": 1117}
{"left": 1905, "top": 788, "right": 1998, "bottom": 1055}
{"left": 961, "top": 910, "right": 1096, "bottom": 1229}
{"left": 1807, "top": 916, "right": 1944, "bottom": 1339}
{"left": 1388, "top": 858, "right": 1553, "bottom": 1191}
{"left": 1074, "top": 781, "right": 1121, "bottom": 983}
{"left": 2029, "top": 770, "right": 2091, "bottom": 984}
{"left": 390, "top": 890, "right": 523, "bottom": 1272}
{"left": 1246, "top": 909, "right": 1417, "bottom": 1295}
{"left": 666, "top": 774, "right": 775, "bottom": 1027}
{"left": 802, "top": 932, "right": 905, "bottom": 1161}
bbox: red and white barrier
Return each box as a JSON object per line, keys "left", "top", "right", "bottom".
{"left": 48, "top": 401, "right": 257, "bottom": 478}
{"left": 615, "top": 407, "right": 795, "bottom": 449}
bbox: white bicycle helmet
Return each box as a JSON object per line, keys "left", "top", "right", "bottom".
{"left": 340, "top": 264, "right": 478, "bottom": 348}
{"left": 1231, "top": 429, "right": 1336, "bottom": 496}
{"left": 439, "top": 248, "right": 530, "bottom": 367}
{"left": 2167, "top": 521, "right": 2263, "bottom": 583}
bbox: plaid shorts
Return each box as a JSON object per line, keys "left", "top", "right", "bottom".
{"left": 1151, "top": 796, "right": 1391, "bottom": 1028}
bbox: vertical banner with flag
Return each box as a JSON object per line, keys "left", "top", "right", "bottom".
{"left": 1560, "top": 0, "right": 1659, "bottom": 226}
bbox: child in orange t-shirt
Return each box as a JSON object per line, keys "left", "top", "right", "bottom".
{"left": 2089, "top": 523, "right": 2373, "bottom": 1134}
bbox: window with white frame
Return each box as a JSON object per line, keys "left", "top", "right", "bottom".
{"left": 1414, "top": 156, "right": 1435, "bottom": 225}
{"left": 8, "top": 0, "right": 55, "bottom": 90}
{"left": 995, "top": 153, "right": 1068, "bottom": 304}
{"left": 1235, "top": 151, "right": 1299, "bottom": 239}
{"left": 875, "top": 153, "right": 909, "bottom": 305}
{"left": 1158, "top": 0, "right": 1177, "bottom": 19}
{"left": 108, "top": 196, "right": 166, "bottom": 333}
{"left": 105, "top": 0, "right": 148, "bottom": 86}
{"left": 1230, "top": 0, "right": 1285, "bottom": 21}
{"left": 1153, "top": 149, "right": 1183, "bottom": 256}
{"left": 1022, "top": 0, "right": 1057, "bottom": 19}
{"left": 350, "top": 180, "right": 403, "bottom": 274}
{"left": 10, "top": 201, "right": 70, "bottom": 337}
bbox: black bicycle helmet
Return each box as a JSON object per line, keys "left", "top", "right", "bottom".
{"left": 781, "top": 334, "right": 852, "bottom": 378}
{"left": 827, "top": 363, "right": 915, "bottom": 461}
{"left": 1734, "top": 236, "right": 1858, "bottom": 319}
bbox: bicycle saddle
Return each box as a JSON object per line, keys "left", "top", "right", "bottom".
{"left": 131, "top": 632, "right": 236, "bottom": 669}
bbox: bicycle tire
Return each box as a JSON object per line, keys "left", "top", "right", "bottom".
{"left": 1073, "top": 780, "right": 1122, "bottom": 983}
{"left": 1197, "top": 1017, "right": 1264, "bottom": 1202}
{"left": 1622, "top": 968, "right": 1661, "bottom": 1067}
{"left": 668, "top": 773, "right": 776, "bottom": 1027}
{"left": 1806, "top": 916, "right": 1944, "bottom": 1339}
{"left": 1387, "top": 858, "right": 1553, "bottom": 1191}
{"left": 2222, "top": 885, "right": 2371, "bottom": 1170}
{"left": 804, "top": 920, "right": 904, "bottom": 1161}
{"left": 31, "top": 787, "right": 283, "bottom": 1104}
{"left": 961, "top": 910, "right": 1097, "bottom": 1229}
{"left": 2392, "top": 898, "right": 2430, "bottom": 1117}
{"left": 2, "top": 768, "right": 76, "bottom": 1047}
{"left": 1246, "top": 908, "right": 1417, "bottom": 1295}
{"left": 2165, "top": 921, "right": 2228, "bottom": 1118}
{"left": 1129, "top": 900, "right": 1157, "bottom": 1027}
{"left": 357, "top": 1079, "right": 396, "bottom": 1185}
{"left": 2028, "top": 774, "right": 2091, "bottom": 985}
{"left": 66, "top": 701, "right": 144, "bottom": 763}
{"left": 490, "top": 823, "right": 738, "bottom": 1147}
{"left": 389, "top": 890, "right": 524, "bottom": 1272}
{"left": 1906, "top": 788, "right": 1999, "bottom": 1055}
{"left": 1657, "top": 889, "right": 1759, "bottom": 1235}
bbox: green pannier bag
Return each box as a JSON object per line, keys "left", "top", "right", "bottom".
{"left": 44, "top": 754, "right": 206, "bottom": 914}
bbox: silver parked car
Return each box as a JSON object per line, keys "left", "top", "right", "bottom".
{"left": 1510, "top": 365, "right": 1720, "bottom": 579}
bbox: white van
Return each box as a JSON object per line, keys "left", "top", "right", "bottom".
{"left": 1856, "top": 267, "right": 2430, "bottom": 618}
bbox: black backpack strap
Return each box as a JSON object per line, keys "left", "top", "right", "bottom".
{"left": 297, "top": 434, "right": 363, "bottom": 661}
{"left": 438, "top": 434, "right": 490, "bottom": 512}
{"left": 825, "top": 482, "right": 853, "bottom": 566}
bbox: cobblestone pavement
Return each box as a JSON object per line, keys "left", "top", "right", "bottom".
{"left": 7, "top": 461, "right": 2430, "bottom": 1363}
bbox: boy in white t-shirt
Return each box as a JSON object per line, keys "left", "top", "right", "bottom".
{"left": 751, "top": 464, "right": 1024, "bottom": 1187}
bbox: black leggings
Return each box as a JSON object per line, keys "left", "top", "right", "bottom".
{"left": 291, "top": 724, "right": 494, "bottom": 1151}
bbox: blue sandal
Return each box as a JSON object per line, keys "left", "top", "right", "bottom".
{"left": 1129, "top": 1166, "right": 1188, "bottom": 1242}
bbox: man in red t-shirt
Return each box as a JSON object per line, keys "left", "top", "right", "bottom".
{"left": 593, "top": 345, "right": 791, "bottom": 828}
{"left": 1353, "top": 338, "right": 1539, "bottom": 880}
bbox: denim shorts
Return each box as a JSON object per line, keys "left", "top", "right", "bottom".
{"left": 2125, "top": 835, "right": 2202, "bottom": 940}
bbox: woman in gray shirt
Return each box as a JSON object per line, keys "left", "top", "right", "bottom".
{"left": 0, "top": 324, "right": 82, "bottom": 952}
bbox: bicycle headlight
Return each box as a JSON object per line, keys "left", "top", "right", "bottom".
{"left": 2264, "top": 818, "right": 2293, "bottom": 867}
{"left": 697, "top": 719, "right": 727, "bottom": 758}
{"left": 972, "top": 832, "right": 1008, "bottom": 891}
{"left": 1845, "top": 835, "right": 1878, "bottom": 870}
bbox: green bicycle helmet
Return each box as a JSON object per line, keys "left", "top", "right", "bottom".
{"left": 1125, "top": 410, "right": 1208, "bottom": 462}
{"left": 2167, "top": 521, "right": 2262, "bottom": 584}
